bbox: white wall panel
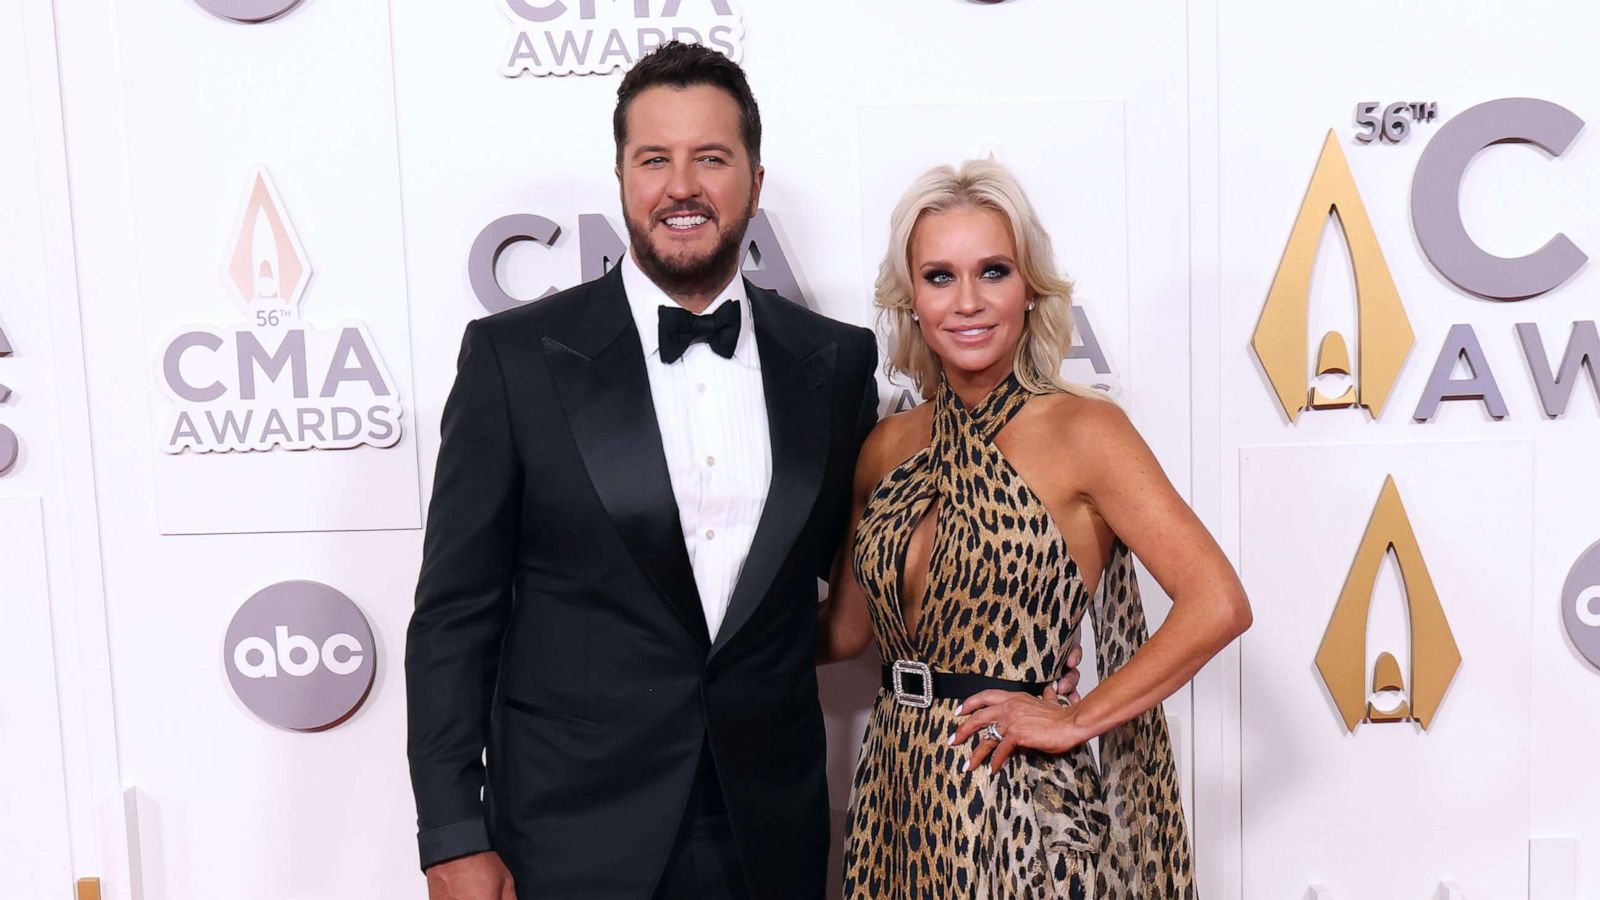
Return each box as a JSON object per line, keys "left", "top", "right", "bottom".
{"left": 1240, "top": 441, "right": 1532, "bottom": 898}
{"left": 0, "top": 498, "right": 74, "bottom": 900}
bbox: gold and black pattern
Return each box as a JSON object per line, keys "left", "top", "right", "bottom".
{"left": 842, "top": 374, "right": 1196, "bottom": 899}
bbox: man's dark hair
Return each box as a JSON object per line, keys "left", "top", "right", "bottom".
{"left": 613, "top": 41, "right": 762, "bottom": 168}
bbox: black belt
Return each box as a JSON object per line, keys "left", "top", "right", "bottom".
{"left": 881, "top": 661, "right": 1048, "bottom": 708}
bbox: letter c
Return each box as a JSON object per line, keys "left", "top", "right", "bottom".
{"left": 321, "top": 633, "right": 364, "bottom": 675}
{"left": 163, "top": 332, "right": 226, "bottom": 402}
{"left": 468, "top": 214, "right": 563, "bottom": 314}
{"left": 1412, "top": 98, "right": 1587, "bottom": 300}
{"left": 1577, "top": 585, "right": 1600, "bottom": 628}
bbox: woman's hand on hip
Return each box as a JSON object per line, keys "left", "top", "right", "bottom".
{"left": 950, "top": 685, "right": 1089, "bottom": 773}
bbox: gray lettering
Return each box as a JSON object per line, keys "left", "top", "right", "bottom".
{"left": 259, "top": 409, "right": 292, "bottom": 445}
{"left": 579, "top": 213, "right": 626, "bottom": 282}
{"left": 367, "top": 405, "right": 398, "bottom": 444}
{"left": 505, "top": 0, "right": 566, "bottom": 23}
{"left": 237, "top": 329, "right": 308, "bottom": 400}
{"left": 506, "top": 31, "right": 543, "bottom": 71}
{"left": 1413, "top": 323, "right": 1509, "bottom": 421}
{"left": 637, "top": 27, "right": 668, "bottom": 57}
{"left": 164, "top": 331, "right": 226, "bottom": 402}
{"left": 598, "top": 28, "right": 632, "bottom": 67}
{"left": 1066, "top": 305, "right": 1111, "bottom": 374}
{"left": 707, "top": 24, "right": 736, "bottom": 57}
{"left": 581, "top": 0, "right": 649, "bottom": 15}
{"left": 546, "top": 28, "right": 594, "bottom": 66}
{"left": 319, "top": 328, "right": 390, "bottom": 399}
{"left": 663, "top": 0, "right": 733, "bottom": 14}
{"left": 296, "top": 407, "right": 327, "bottom": 442}
{"left": 469, "top": 214, "right": 563, "bottom": 315}
{"left": 169, "top": 412, "right": 202, "bottom": 447}
{"left": 740, "top": 211, "right": 810, "bottom": 308}
{"left": 1517, "top": 320, "right": 1600, "bottom": 418}
{"left": 330, "top": 407, "right": 363, "bottom": 442}
{"left": 1412, "top": 98, "right": 1587, "bottom": 300}
{"left": 206, "top": 409, "right": 254, "bottom": 445}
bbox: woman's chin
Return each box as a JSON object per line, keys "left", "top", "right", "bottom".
{"left": 939, "top": 359, "right": 1009, "bottom": 385}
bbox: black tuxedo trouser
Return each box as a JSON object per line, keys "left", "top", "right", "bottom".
{"left": 652, "top": 744, "right": 749, "bottom": 900}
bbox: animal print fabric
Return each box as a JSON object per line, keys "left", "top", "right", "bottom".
{"left": 842, "top": 374, "right": 1196, "bottom": 899}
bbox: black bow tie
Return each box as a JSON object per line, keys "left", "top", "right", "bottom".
{"left": 658, "top": 301, "right": 741, "bottom": 364}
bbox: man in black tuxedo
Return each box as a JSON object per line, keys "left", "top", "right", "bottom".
{"left": 406, "top": 43, "right": 877, "bottom": 899}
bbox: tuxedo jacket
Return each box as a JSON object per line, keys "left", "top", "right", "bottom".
{"left": 406, "top": 265, "right": 878, "bottom": 899}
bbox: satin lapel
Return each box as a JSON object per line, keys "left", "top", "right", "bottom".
{"left": 542, "top": 271, "right": 709, "bottom": 647}
{"left": 711, "top": 290, "right": 836, "bottom": 657}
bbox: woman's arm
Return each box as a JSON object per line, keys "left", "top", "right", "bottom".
{"left": 954, "top": 399, "right": 1251, "bottom": 770}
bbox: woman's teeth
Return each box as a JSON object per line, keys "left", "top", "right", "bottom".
{"left": 956, "top": 326, "right": 993, "bottom": 336}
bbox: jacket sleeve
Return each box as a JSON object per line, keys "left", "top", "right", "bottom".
{"left": 819, "top": 329, "right": 880, "bottom": 581}
{"left": 405, "top": 319, "right": 523, "bottom": 870}
{"left": 854, "top": 329, "right": 881, "bottom": 450}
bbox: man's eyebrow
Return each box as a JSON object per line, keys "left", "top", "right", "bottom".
{"left": 631, "top": 145, "right": 671, "bottom": 158}
{"left": 693, "top": 143, "right": 735, "bottom": 156}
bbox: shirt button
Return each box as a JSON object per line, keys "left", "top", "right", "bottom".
{"left": 705, "top": 455, "right": 716, "bottom": 467}
{"left": 696, "top": 383, "right": 707, "bottom": 394}
{"left": 705, "top": 529, "right": 716, "bottom": 540}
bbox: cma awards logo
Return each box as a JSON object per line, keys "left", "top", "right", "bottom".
{"left": 500, "top": 0, "right": 744, "bottom": 78}
{"left": 157, "top": 168, "right": 403, "bottom": 454}
{"left": 224, "top": 580, "right": 376, "bottom": 732}
{"left": 1254, "top": 98, "right": 1598, "bottom": 423}
{"left": 1315, "top": 476, "right": 1461, "bottom": 732}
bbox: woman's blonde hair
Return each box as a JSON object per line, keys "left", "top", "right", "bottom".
{"left": 874, "top": 158, "right": 1100, "bottom": 400}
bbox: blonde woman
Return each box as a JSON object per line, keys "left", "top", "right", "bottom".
{"left": 817, "top": 159, "right": 1250, "bottom": 898}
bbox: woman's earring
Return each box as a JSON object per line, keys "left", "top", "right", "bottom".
{"left": 1026, "top": 302, "right": 1036, "bottom": 311}
{"left": 910, "top": 311, "right": 920, "bottom": 322}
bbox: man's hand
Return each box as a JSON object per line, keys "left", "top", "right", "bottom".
{"left": 426, "top": 851, "right": 516, "bottom": 900}
{"left": 1053, "top": 641, "right": 1084, "bottom": 704}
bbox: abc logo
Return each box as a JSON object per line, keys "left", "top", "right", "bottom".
{"left": 224, "top": 581, "right": 375, "bottom": 731}
{"left": 1561, "top": 541, "right": 1600, "bottom": 670}
{"left": 232, "top": 626, "right": 364, "bottom": 679}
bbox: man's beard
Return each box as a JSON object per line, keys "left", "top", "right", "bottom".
{"left": 625, "top": 201, "right": 753, "bottom": 300}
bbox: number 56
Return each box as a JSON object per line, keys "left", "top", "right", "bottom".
{"left": 1354, "top": 101, "right": 1413, "bottom": 144}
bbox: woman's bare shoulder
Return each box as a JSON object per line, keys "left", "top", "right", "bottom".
{"left": 855, "top": 400, "right": 935, "bottom": 491}
{"left": 1016, "top": 390, "right": 1143, "bottom": 464}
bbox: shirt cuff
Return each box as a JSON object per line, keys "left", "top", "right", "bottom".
{"left": 418, "top": 817, "right": 492, "bottom": 871}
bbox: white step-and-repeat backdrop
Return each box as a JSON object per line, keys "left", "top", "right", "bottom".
{"left": 4, "top": 1, "right": 1598, "bottom": 898}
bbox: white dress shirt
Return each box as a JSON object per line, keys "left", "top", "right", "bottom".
{"left": 621, "top": 252, "right": 772, "bottom": 640}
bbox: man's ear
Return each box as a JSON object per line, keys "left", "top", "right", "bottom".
{"left": 750, "top": 163, "right": 765, "bottom": 208}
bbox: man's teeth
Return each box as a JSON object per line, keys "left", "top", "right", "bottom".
{"left": 665, "top": 215, "right": 709, "bottom": 228}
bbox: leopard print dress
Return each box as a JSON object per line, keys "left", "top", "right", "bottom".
{"left": 842, "top": 374, "right": 1197, "bottom": 899}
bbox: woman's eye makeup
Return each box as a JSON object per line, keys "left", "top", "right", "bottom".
{"left": 921, "top": 263, "right": 1011, "bottom": 285}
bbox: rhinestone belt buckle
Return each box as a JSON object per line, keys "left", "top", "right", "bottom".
{"left": 891, "top": 659, "right": 934, "bottom": 709}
